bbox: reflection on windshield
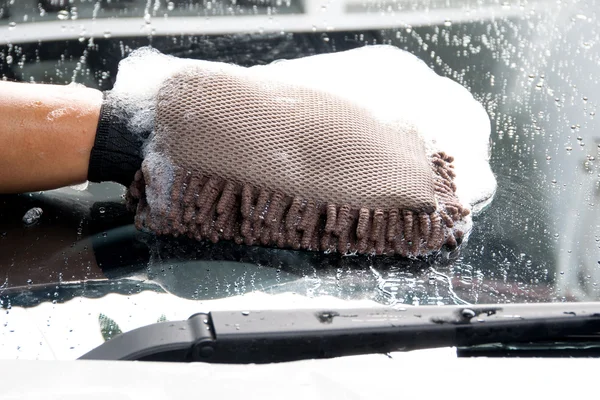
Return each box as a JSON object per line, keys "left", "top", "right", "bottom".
{"left": 1, "top": 0, "right": 600, "bottom": 360}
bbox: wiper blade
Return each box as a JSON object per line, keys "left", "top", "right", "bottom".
{"left": 458, "top": 340, "right": 600, "bottom": 358}
{"left": 79, "top": 302, "right": 600, "bottom": 363}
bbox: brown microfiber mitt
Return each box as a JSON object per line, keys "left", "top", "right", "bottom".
{"left": 126, "top": 65, "right": 468, "bottom": 257}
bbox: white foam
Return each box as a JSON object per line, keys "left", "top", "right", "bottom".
{"left": 69, "top": 181, "right": 89, "bottom": 191}
{"left": 109, "top": 47, "right": 244, "bottom": 138}
{"left": 142, "top": 151, "right": 176, "bottom": 210}
{"left": 111, "top": 45, "right": 496, "bottom": 220}
{"left": 109, "top": 47, "right": 198, "bottom": 137}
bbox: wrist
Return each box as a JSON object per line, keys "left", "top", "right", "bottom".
{"left": 87, "top": 95, "right": 146, "bottom": 186}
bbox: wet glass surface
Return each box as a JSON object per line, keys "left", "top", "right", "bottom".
{"left": 0, "top": 0, "right": 599, "bottom": 358}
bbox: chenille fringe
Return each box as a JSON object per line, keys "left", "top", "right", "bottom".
{"left": 126, "top": 151, "right": 469, "bottom": 256}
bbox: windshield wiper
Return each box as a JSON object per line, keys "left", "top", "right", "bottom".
{"left": 79, "top": 302, "right": 600, "bottom": 362}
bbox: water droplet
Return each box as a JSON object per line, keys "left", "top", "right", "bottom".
{"left": 546, "top": 156, "right": 552, "bottom": 160}
{"left": 167, "top": 1, "right": 175, "bottom": 10}
{"left": 22, "top": 207, "right": 43, "bottom": 226}
{"left": 103, "top": 31, "right": 112, "bottom": 38}
{"left": 566, "top": 146, "right": 573, "bottom": 151}
{"left": 26, "top": 279, "right": 33, "bottom": 285}
{"left": 577, "top": 136, "right": 583, "bottom": 140}
{"left": 8, "top": 22, "right": 16, "bottom": 30}
{"left": 241, "top": 311, "right": 250, "bottom": 316}
{"left": 6, "top": 55, "right": 13, "bottom": 65}
{"left": 99, "top": 207, "right": 105, "bottom": 214}
{"left": 57, "top": 10, "right": 69, "bottom": 20}
{"left": 444, "top": 19, "right": 452, "bottom": 27}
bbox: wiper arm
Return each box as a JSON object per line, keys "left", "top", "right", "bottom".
{"left": 79, "top": 302, "right": 600, "bottom": 363}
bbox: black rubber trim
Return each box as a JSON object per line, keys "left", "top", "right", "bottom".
{"left": 87, "top": 100, "right": 144, "bottom": 186}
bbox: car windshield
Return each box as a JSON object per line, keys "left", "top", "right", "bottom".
{"left": 1, "top": 0, "right": 599, "bottom": 359}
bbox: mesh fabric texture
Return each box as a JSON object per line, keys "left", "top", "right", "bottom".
{"left": 127, "top": 65, "right": 469, "bottom": 256}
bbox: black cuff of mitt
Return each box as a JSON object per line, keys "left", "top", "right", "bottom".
{"left": 88, "top": 99, "right": 145, "bottom": 187}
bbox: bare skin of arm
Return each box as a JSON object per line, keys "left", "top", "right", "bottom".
{"left": 0, "top": 81, "right": 103, "bottom": 193}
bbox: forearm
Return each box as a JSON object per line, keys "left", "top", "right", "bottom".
{"left": 0, "top": 81, "right": 102, "bottom": 193}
